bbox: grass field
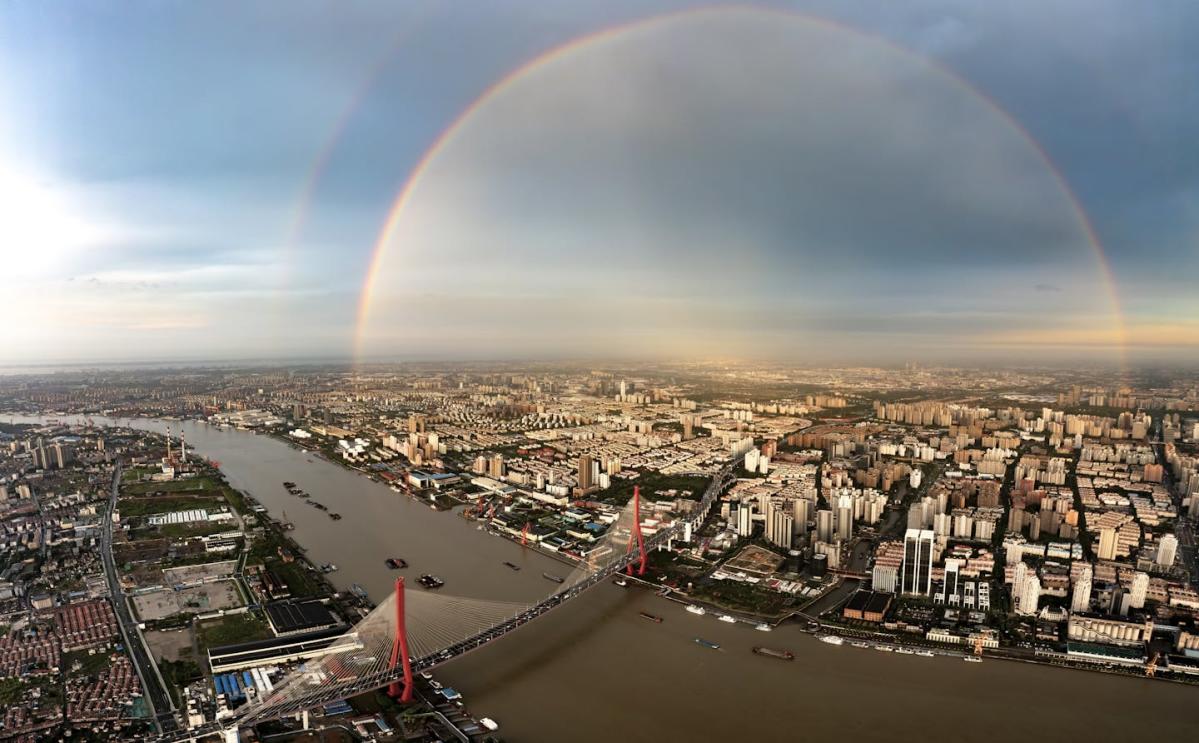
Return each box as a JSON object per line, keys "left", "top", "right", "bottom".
{"left": 64, "top": 649, "right": 113, "bottom": 677}
{"left": 267, "top": 559, "right": 322, "bottom": 597}
{"left": 123, "top": 476, "right": 217, "bottom": 496}
{"left": 196, "top": 613, "right": 272, "bottom": 651}
{"left": 117, "top": 494, "right": 223, "bottom": 517}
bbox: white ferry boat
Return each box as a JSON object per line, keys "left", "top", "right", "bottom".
{"left": 718, "top": 615, "right": 736, "bottom": 623}
{"left": 964, "top": 656, "right": 983, "bottom": 663}
{"left": 819, "top": 635, "right": 844, "bottom": 646}
{"left": 755, "top": 623, "right": 772, "bottom": 632}
{"left": 916, "top": 650, "right": 935, "bottom": 657}
{"left": 895, "top": 647, "right": 915, "bottom": 655}
{"left": 685, "top": 605, "right": 706, "bottom": 616}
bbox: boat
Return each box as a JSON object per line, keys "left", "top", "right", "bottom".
{"left": 385, "top": 558, "right": 408, "bottom": 570}
{"left": 755, "top": 623, "right": 772, "bottom": 632}
{"left": 418, "top": 574, "right": 445, "bottom": 589}
{"left": 639, "top": 612, "right": 663, "bottom": 623}
{"left": 752, "top": 646, "right": 795, "bottom": 661}
{"left": 328, "top": 512, "right": 342, "bottom": 520}
{"left": 480, "top": 718, "right": 499, "bottom": 732}
{"left": 543, "top": 572, "right": 565, "bottom": 584}
{"left": 916, "top": 650, "right": 935, "bottom": 657}
{"left": 685, "top": 605, "right": 706, "bottom": 616}
{"left": 896, "top": 647, "right": 915, "bottom": 655}
{"left": 283, "top": 481, "right": 296, "bottom": 489}
{"left": 320, "top": 563, "right": 337, "bottom": 573}
{"left": 819, "top": 636, "right": 845, "bottom": 646}
{"left": 875, "top": 645, "right": 894, "bottom": 652}
{"left": 694, "top": 637, "right": 720, "bottom": 650}
{"left": 964, "top": 656, "right": 982, "bottom": 663}
{"left": 718, "top": 615, "right": 736, "bottom": 624}
{"left": 851, "top": 642, "right": 871, "bottom": 649}
{"left": 502, "top": 561, "right": 521, "bottom": 571}
{"left": 350, "top": 584, "right": 370, "bottom": 600}
{"left": 613, "top": 578, "right": 628, "bottom": 587}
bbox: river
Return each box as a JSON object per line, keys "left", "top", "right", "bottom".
{"left": 9, "top": 414, "right": 1196, "bottom": 742}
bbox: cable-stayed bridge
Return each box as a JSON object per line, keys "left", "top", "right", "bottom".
{"left": 160, "top": 465, "right": 734, "bottom": 742}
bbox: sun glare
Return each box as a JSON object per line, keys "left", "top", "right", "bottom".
{"left": 0, "top": 172, "right": 102, "bottom": 277}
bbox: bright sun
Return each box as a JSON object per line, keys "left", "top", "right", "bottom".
{"left": 0, "top": 172, "right": 103, "bottom": 277}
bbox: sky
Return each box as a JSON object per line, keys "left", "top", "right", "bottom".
{"left": 0, "top": 1, "right": 1196, "bottom": 366}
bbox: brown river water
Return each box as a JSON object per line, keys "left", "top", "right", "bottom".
{"left": 10, "top": 415, "right": 1196, "bottom": 742}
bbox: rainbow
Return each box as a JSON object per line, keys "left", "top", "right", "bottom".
{"left": 349, "top": 4, "right": 1127, "bottom": 364}
{"left": 276, "top": 12, "right": 436, "bottom": 292}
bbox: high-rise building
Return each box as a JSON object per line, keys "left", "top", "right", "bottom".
{"left": 1128, "top": 571, "right": 1149, "bottom": 610}
{"left": 1155, "top": 534, "right": 1178, "bottom": 569}
{"left": 1071, "top": 564, "right": 1093, "bottom": 613}
{"left": 1012, "top": 560, "right": 1028, "bottom": 613}
{"left": 681, "top": 414, "right": 694, "bottom": 440}
{"left": 1097, "top": 527, "right": 1118, "bottom": 561}
{"left": 835, "top": 495, "right": 853, "bottom": 541}
{"left": 793, "top": 498, "right": 812, "bottom": 535}
{"left": 873, "top": 564, "right": 898, "bottom": 594}
{"left": 943, "top": 558, "right": 962, "bottom": 605}
{"left": 577, "top": 454, "right": 594, "bottom": 491}
{"left": 766, "top": 503, "right": 794, "bottom": 550}
{"left": 1017, "top": 575, "right": 1041, "bottom": 616}
{"left": 901, "top": 529, "right": 934, "bottom": 595}
{"left": 816, "top": 509, "right": 834, "bottom": 543}
{"left": 909, "top": 468, "right": 923, "bottom": 490}
{"left": 736, "top": 503, "right": 754, "bottom": 537}
{"left": 933, "top": 512, "right": 952, "bottom": 537}
{"left": 51, "top": 443, "right": 72, "bottom": 469}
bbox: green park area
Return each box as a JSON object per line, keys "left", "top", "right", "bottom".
{"left": 605, "top": 471, "right": 712, "bottom": 506}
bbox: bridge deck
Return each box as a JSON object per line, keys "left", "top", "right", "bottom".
{"left": 157, "top": 465, "right": 733, "bottom": 741}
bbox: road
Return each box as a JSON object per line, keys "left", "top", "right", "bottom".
{"left": 104, "top": 464, "right": 179, "bottom": 734}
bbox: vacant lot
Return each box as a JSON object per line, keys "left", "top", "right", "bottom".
{"left": 163, "top": 560, "right": 237, "bottom": 585}
{"left": 145, "top": 627, "right": 195, "bottom": 665}
{"left": 132, "top": 580, "right": 243, "bottom": 621}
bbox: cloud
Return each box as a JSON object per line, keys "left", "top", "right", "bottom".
{"left": 362, "top": 9, "right": 1117, "bottom": 362}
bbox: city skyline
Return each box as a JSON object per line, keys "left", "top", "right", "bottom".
{"left": 2, "top": 1, "right": 1197, "bottom": 366}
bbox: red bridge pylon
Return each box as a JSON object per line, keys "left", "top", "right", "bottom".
{"left": 626, "top": 485, "right": 647, "bottom": 576}
{"left": 387, "top": 577, "right": 414, "bottom": 703}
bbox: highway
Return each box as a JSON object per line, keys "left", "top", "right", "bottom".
{"left": 104, "top": 464, "right": 179, "bottom": 734}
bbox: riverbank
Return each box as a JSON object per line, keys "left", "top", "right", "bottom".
{"left": 11, "top": 414, "right": 1199, "bottom": 709}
